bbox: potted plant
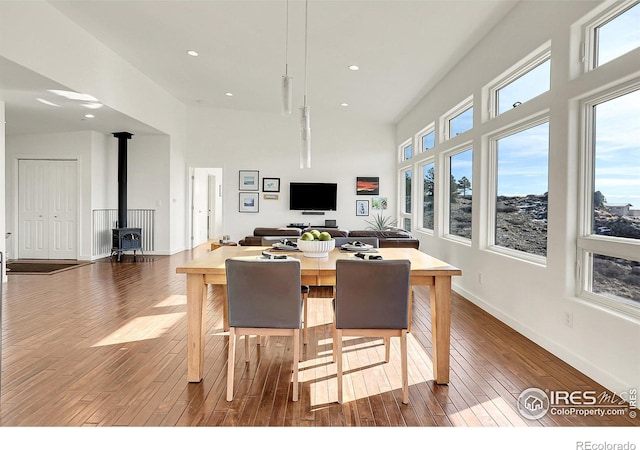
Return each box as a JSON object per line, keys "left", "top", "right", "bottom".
{"left": 365, "top": 213, "right": 398, "bottom": 231}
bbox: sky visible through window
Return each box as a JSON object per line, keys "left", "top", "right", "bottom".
{"left": 594, "top": 89, "right": 640, "bottom": 208}
{"left": 597, "top": 2, "right": 640, "bottom": 66}
{"left": 449, "top": 107, "right": 473, "bottom": 137}
{"left": 497, "top": 122, "right": 549, "bottom": 198}
{"left": 498, "top": 59, "right": 550, "bottom": 115}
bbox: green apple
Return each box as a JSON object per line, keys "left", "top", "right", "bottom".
{"left": 310, "top": 229, "right": 321, "bottom": 239}
{"left": 300, "top": 232, "right": 315, "bottom": 241}
{"left": 318, "top": 232, "right": 332, "bottom": 241}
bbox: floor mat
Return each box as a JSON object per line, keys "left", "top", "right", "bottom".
{"left": 6, "top": 260, "right": 92, "bottom": 275}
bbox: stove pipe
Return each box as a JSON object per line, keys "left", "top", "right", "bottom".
{"left": 113, "top": 132, "right": 133, "bottom": 228}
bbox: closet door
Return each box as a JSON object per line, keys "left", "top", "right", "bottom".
{"left": 18, "top": 159, "right": 77, "bottom": 260}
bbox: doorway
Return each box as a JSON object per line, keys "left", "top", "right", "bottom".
{"left": 190, "top": 167, "right": 223, "bottom": 249}
{"left": 17, "top": 159, "right": 78, "bottom": 260}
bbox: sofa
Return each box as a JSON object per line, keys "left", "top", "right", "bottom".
{"left": 238, "top": 226, "right": 419, "bottom": 249}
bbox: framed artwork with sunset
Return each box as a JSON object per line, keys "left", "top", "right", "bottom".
{"left": 356, "top": 177, "right": 379, "bottom": 195}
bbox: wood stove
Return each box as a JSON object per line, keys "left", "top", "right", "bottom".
{"left": 111, "top": 132, "right": 143, "bottom": 261}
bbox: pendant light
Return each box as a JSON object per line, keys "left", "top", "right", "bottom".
{"left": 300, "top": 0, "right": 311, "bottom": 169}
{"left": 281, "top": 0, "right": 293, "bottom": 115}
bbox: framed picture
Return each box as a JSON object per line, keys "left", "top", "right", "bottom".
{"left": 239, "top": 192, "right": 259, "bottom": 213}
{"left": 262, "top": 177, "right": 280, "bottom": 192}
{"left": 356, "top": 199, "right": 369, "bottom": 216}
{"left": 263, "top": 194, "right": 279, "bottom": 200}
{"left": 239, "top": 170, "right": 259, "bottom": 191}
{"left": 356, "top": 177, "right": 379, "bottom": 195}
{"left": 372, "top": 197, "right": 388, "bottom": 209}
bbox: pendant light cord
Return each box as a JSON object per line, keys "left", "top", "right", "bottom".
{"left": 303, "top": 0, "right": 308, "bottom": 107}
{"left": 284, "top": 0, "right": 289, "bottom": 77}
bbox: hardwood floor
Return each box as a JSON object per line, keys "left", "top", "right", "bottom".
{"left": 0, "top": 248, "right": 637, "bottom": 427}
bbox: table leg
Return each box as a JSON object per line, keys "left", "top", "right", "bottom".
{"left": 430, "top": 275, "right": 452, "bottom": 384}
{"left": 187, "top": 273, "right": 207, "bottom": 382}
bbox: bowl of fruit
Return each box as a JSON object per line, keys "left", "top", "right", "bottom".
{"left": 297, "top": 230, "right": 335, "bottom": 257}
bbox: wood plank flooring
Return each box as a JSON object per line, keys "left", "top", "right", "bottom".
{"left": 0, "top": 248, "right": 637, "bottom": 427}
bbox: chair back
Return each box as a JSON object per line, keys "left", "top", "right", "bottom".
{"left": 335, "top": 259, "right": 411, "bottom": 330}
{"left": 334, "top": 237, "right": 380, "bottom": 248}
{"left": 225, "top": 258, "right": 302, "bottom": 329}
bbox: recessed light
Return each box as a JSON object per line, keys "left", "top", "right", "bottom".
{"left": 340, "top": 103, "right": 349, "bottom": 107}
{"left": 36, "top": 98, "right": 60, "bottom": 107}
{"left": 225, "top": 92, "right": 233, "bottom": 97}
{"left": 82, "top": 102, "right": 104, "bottom": 109}
{"left": 48, "top": 89, "right": 99, "bottom": 102}
{"left": 84, "top": 114, "right": 95, "bottom": 118}
{"left": 187, "top": 50, "right": 199, "bottom": 57}
{"left": 348, "top": 65, "right": 359, "bottom": 71}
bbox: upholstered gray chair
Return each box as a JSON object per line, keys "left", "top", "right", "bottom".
{"left": 225, "top": 258, "right": 303, "bottom": 402}
{"left": 333, "top": 259, "right": 411, "bottom": 404}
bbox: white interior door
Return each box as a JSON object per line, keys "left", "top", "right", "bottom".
{"left": 191, "top": 168, "right": 209, "bottom": 248}
{"left": 208, "top": 175, "right": 219, "bottom": 239}
{"left": 18, "top": 159, "right": 77, "bottom": 260}
{"left": 48, "top": 161, "right": 77, "bottom": 259}
{"left": 18, "top": 160, "right": 48, "bottom": 258}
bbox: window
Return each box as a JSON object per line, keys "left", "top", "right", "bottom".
{"left": 486, "top": 44, "right": 551, "bottom": 119}
{"left": 493, "top": 121, "right": 549, "bottom": 258}
{"left": 400, "top": 168, "right": 412, "bottom": 232}
{"left": 496, "top": 59, "right": 550, "bottom": 116}
{"left": 587, "top": 253, "right": 640, "bottom": 304}
{"left": 594, "top": 1, "right": 640, "bottom": 67}
{"left": 578, "top": 85, "right": 640, "bottom": 310}
{"left": 442, "top": 97, "right": 473, "bottom": 141}
{"left": 449, "top": 107, "right": 473, "bottom": 138}
{"left": 592, "top": 88, "right": 640, "bottom": 240}
{"left": 422, "top": 161, "right": 435, "bottom": 230}
{"left": 400, "top": 140, "right": 413, "bottom": 161}
{"left": 417, "top": 124, "right": 435, "bottom": 153}
{"left": 447, "top": 148, "right": 473, "bottom": 240}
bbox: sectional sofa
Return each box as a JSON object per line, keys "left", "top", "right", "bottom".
{"left": 238, "top": 226, "right": 420, "bottom": 249}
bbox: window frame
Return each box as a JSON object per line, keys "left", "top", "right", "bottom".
{"left": 418, "top": 158, "right": 436, "bottom": 233}
{"left": 399, "top": 138, "right": 413, "bottom": 162}
{"left": 442, "top": 143, "right": 473, "bottom": 244}
{"left": 441, "top": 96, "right": 473, "bottom": 142}
{"left": 581, "top": 0, "right": 640, "bottom": 72}
{"left": 399, "top": 165, "right": 413, "bottom": 233}
{"left": 576, "top": 80, "right": 640, "bottom": 316}
{"left": 485, "top": 113, "right": 550, "bottom": 265}
{"left": 486, "top": 43, "right": 551, "bottom": 119}
{"left": 416, "top": 123, "right": 436, "bottom": 154}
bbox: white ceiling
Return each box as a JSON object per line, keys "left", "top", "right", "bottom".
{"left": 1, "top": 0, "right": 519, "bottom": 136}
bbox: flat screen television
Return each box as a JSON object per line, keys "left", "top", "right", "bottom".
{"left": 289, "top": 182, "right": 337, "bottom": 211}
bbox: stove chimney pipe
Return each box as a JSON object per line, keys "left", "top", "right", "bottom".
{"left": 113, "top": 132, "right": 133, "bottom": 228}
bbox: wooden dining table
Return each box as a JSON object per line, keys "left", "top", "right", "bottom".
{"left": 176, "top": 245, "right": 461, "bottom": 385}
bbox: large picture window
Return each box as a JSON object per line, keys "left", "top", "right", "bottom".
{"left": 493, "top": 121, "right": 549, "bottom": 258}
{"left": 400, "top": 168, "right": 413, "bottom": 232}
{"left": 422, "top": 161, "right": 435, "bottom": 230}
{"left": 579, "top": 85, "right": 640, "bottom": 309}
{"left": 447, "top": 148, "right": 473, "bottom": 240}
{"left": 592, "top": 88, "right": 640, "bottom": 240}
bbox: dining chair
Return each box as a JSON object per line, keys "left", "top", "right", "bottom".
{"left": 225, "top": 258, "right": 303, "bottom": 402}
{"left": 333, "top": 258, "right": 411, "bottom": 404}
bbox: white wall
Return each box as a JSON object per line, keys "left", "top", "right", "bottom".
{"left": 397, "top": 0, "right": 640, "bottom": 393}
{"left": 186, "top": 106, "right": 396, "bottom": 243}
{"left": 0, "top": 102, "right": 6, "bottom": 282}
{"left": 0, "top": 1, "right": 187, "bottom": 256}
